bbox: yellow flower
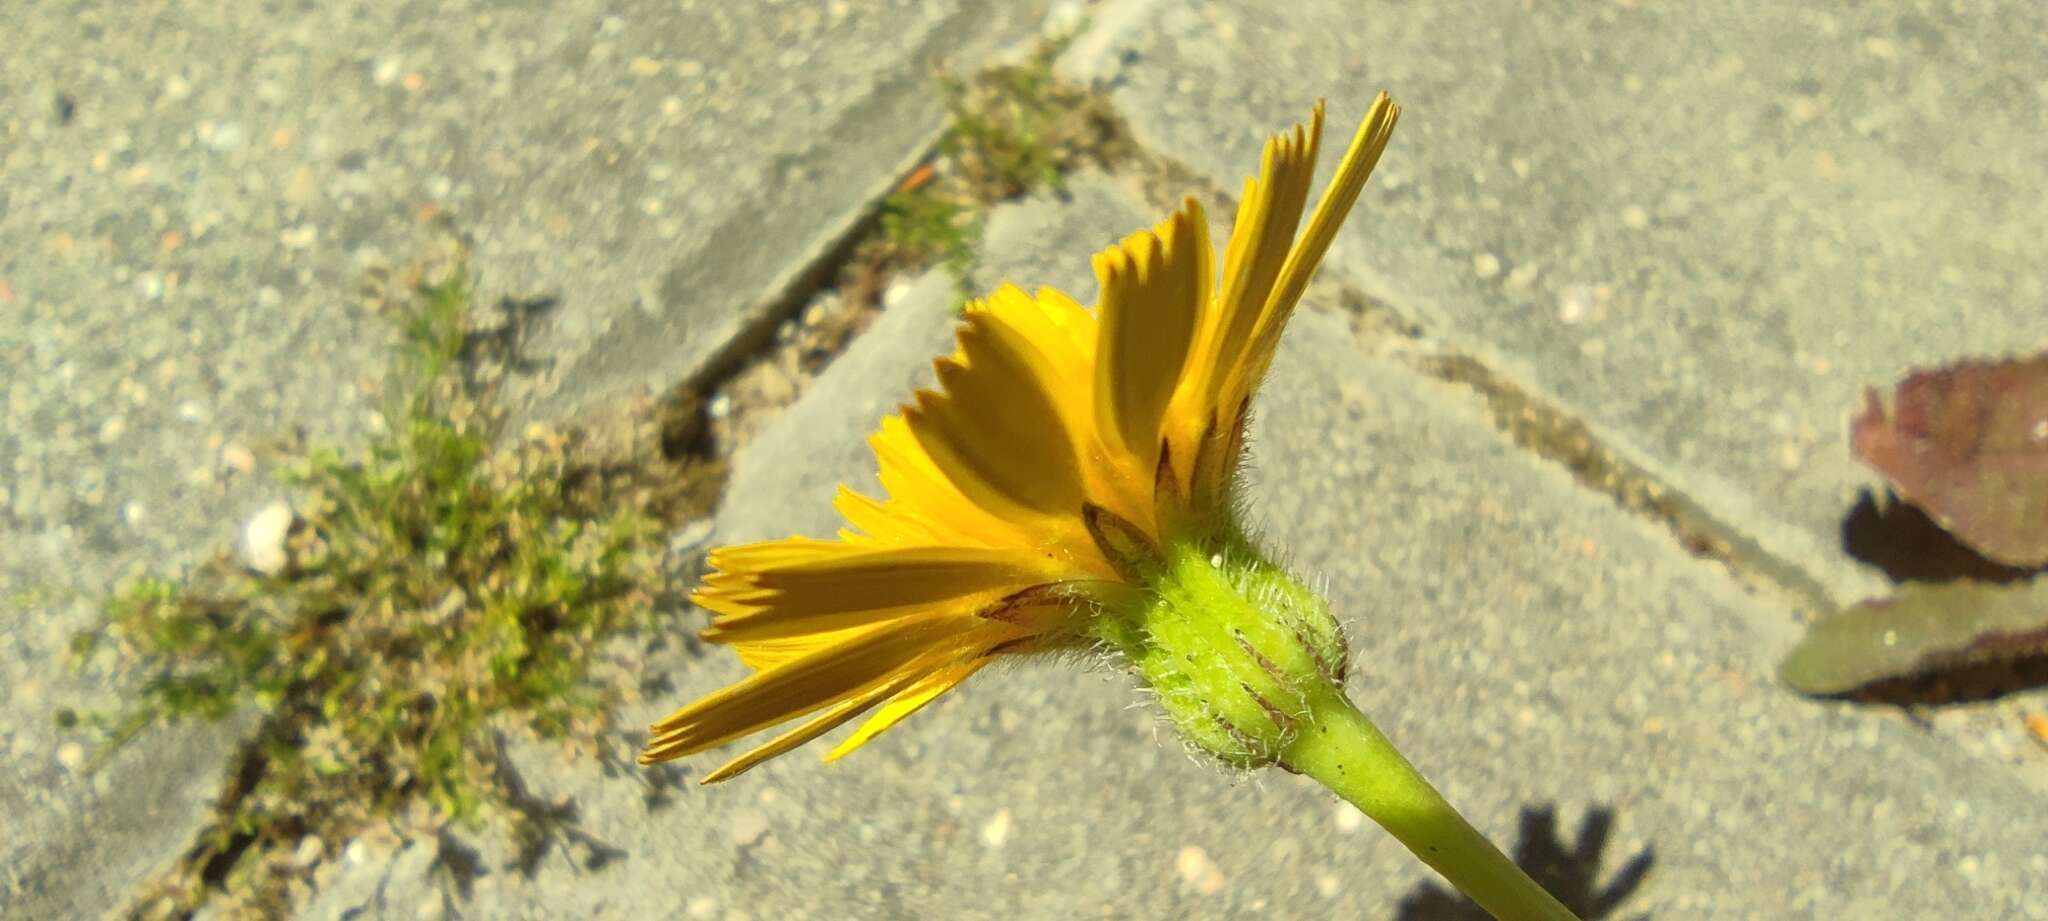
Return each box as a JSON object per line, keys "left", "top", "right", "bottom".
{"left": 641, "top": 93, "right": 1401, "bottom": 783}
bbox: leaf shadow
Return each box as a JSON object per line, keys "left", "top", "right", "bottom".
{"left": 1844, "top": 654, "right": 2048, "bottom": 707}
{"left": 1840, "top": 488, "right": 2041, "bottom": 586}
{"left": 1393, "top": 805, "right": 1654, "bottom": 921}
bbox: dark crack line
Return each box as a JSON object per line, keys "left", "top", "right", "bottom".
{"left": 1108, "top": 121, "right": 1841, "bottom": 625}
{"left": 1402, "top": 349, "right": 1841, "bottom": 619}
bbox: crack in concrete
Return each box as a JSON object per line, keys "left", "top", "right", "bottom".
{"left": 1401, "top": 348, "right": 1841, "bottom": 620}
{"left": 673, "top": 39, "right": 1850, "bottom": 631}
{"left": 1098, "top": 102, "right": 1843, "bottom": 627}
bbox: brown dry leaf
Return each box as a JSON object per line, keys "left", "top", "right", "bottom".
{"left": 1851, "top": 351, "right": 2048, "bottom": 566}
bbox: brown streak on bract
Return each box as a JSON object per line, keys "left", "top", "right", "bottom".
{"left": 1151, "top": 439, "right": 1185, "bottom": 528}
{"left": 1242, "top": 681, "right": 1296, "bottom": 737}
{"left": 1285, "top": 618, "right": 1347, "bottom": 684}
{"left": 1082, "top": 501, "right": 1164, "bottom": 582}
{"left": 979, "top": 582, "right": 1076, "bottom": 626}
{"left": 1188, "top": 399, "right": 1249, "bottom": 515}
{"left": 1232, "top": 629, "right": 1290, "bottom": 688}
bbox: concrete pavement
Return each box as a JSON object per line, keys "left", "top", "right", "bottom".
{"left": 5, "top": 0, "right": 2045, "bottom": 917}
{"left": 0, "top": 1, "right": 1047, "bottom": 916}
{"left": 315, "top": 175, "right": 2048, "bottom": 919}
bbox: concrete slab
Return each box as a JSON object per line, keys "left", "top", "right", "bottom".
{"left": 325, "top": 175, "right": 2047, "bottom": 919}
{"left": 0, "top": 1, "right": 1048, "bottom": 915}
{"left": 1061, "top": 0, "right": 2048, "bottom": 604}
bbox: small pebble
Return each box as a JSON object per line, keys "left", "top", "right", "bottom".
{"left": 293, "top": 835, "right": 324, "bottom": 868}
{"left": 1503, "top": 262, "right": 1541, "bottom": 293}
{"left": 1044, "top": 0, "right": 1087, "bottom": 39}
{"left": 240, "top": 501, "right": 294, "bottom": 575}
{"left": 1472, "top": 252, "right": 1502, "bottom": 280}
{"left": 1176, "top": 845, "right": 1226, "bottom": 895}
{"left": 882, "top": 278, "right": 914, "bottom": 308}
{"left": 980, "top": 808, "right": 1012, "bottom": 848}
{"left": 1558, "top": 284, "right": 1600, "bottom": 324}
{"left": 729, "top": 809, "right": 769, "bottom": 847}
{"left": 206, "top": 121, "right": 245, "bottom": 152}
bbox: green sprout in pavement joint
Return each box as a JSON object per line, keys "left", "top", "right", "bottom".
{"left": 873, "top": 36, "right": 1130, "bottom": 310}
{"left": 65, "top": 245, "right": 714, "bottom": 921}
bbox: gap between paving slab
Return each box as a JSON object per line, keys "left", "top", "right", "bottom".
{"left": 1055, "top": 27, "right": 1851, "bottom": 626}
{"left": 1061, "top": 0, "right": 2048, "bottom": 613}
{"left": 305, "top": 174, "right": 2048, "bottom": 919}
{"left": 1056, "top": 0, "right": 2048, "bottom": 796}
{"left": 0, "top": 2, "right": 1056, "bottom": 918}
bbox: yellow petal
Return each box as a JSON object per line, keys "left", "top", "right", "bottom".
{"left": 1234, "top": 92, "right": 1401, "bottom": 401}
{"left": 696, "top": 542, "right": 1065, "bottom": 641}
{"left": 1093, "top": 198, "right": 1208, "bottom": 468}
{"left": 1160, "top": 107, "right": 1326, "bottom": 494}
{"left": 698, "top": 666, "right": 924, "bottom": 783}
{"left": 1203, "top": 107, "right": 1324, "bottom": 408}
{"left": 977, "top": 283, "right": 1095, "bottom": 397}
{"left": 1161, "top": 96, "right": 1400, "bottom": 508}
{"left": 823, "top": 656, "right": 992, "bottom": 762}
{"left": 905, "top": 312, "right": 1087, "bottom": 519}
{"left": 832, "top": 486, "right": 946, "bottom": 546}
{"left": 869, "top": 415, "right": 1033, "bottom": 549}
{"left": 727, "top": 621, "right": 893, "bottom": 672}
{"left": 641, "top": 617, "right": 984, "bottom": 764}
{"left": 703, "top": 541, "right": 1054, "bottom": 609}
{"left": 1030, "top": 286, "right": 1099, "bottom": 362}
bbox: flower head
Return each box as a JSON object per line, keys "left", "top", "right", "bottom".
{"left": 642, "top": 93, "right": 1401, "bottom": 782}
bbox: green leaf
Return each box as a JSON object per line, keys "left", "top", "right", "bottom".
{"left": 1780, "top": 578, "right": 2048, "bottom": 694}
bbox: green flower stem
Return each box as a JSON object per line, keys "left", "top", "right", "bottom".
{"left": 1282, "top": 687, "right": 1581, "bottom": 921}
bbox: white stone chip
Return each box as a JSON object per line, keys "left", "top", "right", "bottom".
{"left": 240, "top": 500, "right": 295, "bottom": 575}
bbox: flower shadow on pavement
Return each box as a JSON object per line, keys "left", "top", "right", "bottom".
{"left": 1393, "top": 805, "right": 1654, "bottom": 921}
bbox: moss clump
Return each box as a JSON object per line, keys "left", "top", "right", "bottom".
{"left": 69, "top": 242, "right": 717, "bottom": 920}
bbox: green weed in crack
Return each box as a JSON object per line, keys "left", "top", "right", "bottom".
{"left": 66, "top": 251, "right": 703, "bottom": 920}
{"left": 873, "top": 38, "right": 1132, "bottom": 309}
